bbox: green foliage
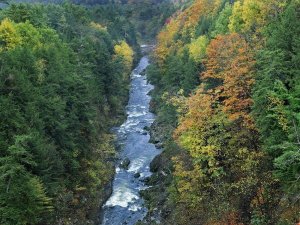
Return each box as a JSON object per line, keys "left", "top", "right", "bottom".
{"left": 211, "top": 2, "right": 232, "bottom": 37}
{"left": 0, "top": 3, "right": 138, "bottom": 224}
{"left": 0, "top": 135, "right": 52, "bottom": 225}
{"left": 89, "top": 0, "right": 175, "bottom": 45}
{"left": 1, "top": 0, "right": 299, "bottom": 224}
{"left": 253, "top": 1, "right": 300, "bottom": 193}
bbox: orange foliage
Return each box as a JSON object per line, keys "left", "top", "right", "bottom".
{"left": 181, "top": 0, "right": 222, "bottom": 29}
{"left": 155, "top": 0, "right": 222, "bottom": 65}
{"left": 155, "top": 17, "right": 181, "bottom": 65}
{"left": 202, "top": 33, "right": 255, "bottom": 127}
{"left": 174, "top": 85, "right": 215, "bottom": 139}
{"left": 184, "top": 0, "right": 210, "bottom": 28}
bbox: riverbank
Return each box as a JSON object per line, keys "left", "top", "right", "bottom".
{"left": 136, "top": 82, "right": 182, "bottom": 225}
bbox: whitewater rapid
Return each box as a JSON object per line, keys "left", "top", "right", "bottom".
{"left": 101, "top": 56, "right": 161, "bottom": 225}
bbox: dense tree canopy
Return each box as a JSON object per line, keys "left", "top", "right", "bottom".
{"left": 145, "top": 0, "right": 300, "bottom": 224}
{"left": 0, "top": 3, "right": 137, "bottom": 224}
{"left": 0, "top": 0, "right": 299, "bottom": 224}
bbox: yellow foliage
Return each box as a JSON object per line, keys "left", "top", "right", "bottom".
{"left": 229, "top": 0, "right": 287, "bottom": 33}
{"left": 228, "top": 1, "right": 244, "bottom": 33}
{"left": 155, "top": 17, "right": 181, "bottom": 65}
{"left": 0, "top": 18, "right": 21, "bottom": 51}
{"left": 242, "top": 0, "right": 266, "bottom": 31}
{"left": 169, "top": 89, "right": 188, "bottom": 115}
{"left": 90, "top": 21, "right": 107, "bottom": 32}
{"left": 268, "top": 95, "right": 289, "bottom": 131}
{"left": 155, "top": 0, "right": 222, "bottom": 65}
{"left": 188, "top": 35, "right": 209, "bottom": 63}
{"left": 114, "top": 41, "right": 134, "bottom": 72}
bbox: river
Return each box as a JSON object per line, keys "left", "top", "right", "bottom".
{"left": 101, "top": 55, "right": 161, "bottom": 225}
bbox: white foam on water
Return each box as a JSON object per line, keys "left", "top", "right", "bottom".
{"left": 132, "top": 74, "right": 142, "bottom": 78}
{"left": 128, "top": 158, "right": 146, "bottom": 172}
{"left": 102, "top": 56, "right": 160, "bottom": 224}
{"left": 136, "top": 128, "right": 145, "bottom": 133}
{"left": 129, "top": 204, "right": 142, "bottom": 212}
{"left": 128, "top": 111, "right": 147, "bottom": 118}
{"left": 140, "top": 171, "right": 152, "bottom": 178}
{"left": 144, "top": 118, "right": 155, "bottom": 123}
{"left": 137, "top": 186, "right": 149, "bottom": 191}
{"left": 105, "top": 186, "right": 139, "bottom": 208}
{"left": 119, "top": 119, "right": 139, "bottom": 132}
{"left": 127, "top": 104, "right": 146, "bottom": 109}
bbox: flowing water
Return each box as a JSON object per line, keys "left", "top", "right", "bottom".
{"left": 101, "top": 55, "right": 161, "bottom": 225}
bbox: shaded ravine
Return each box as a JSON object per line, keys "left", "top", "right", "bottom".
{"left": 101, "top": 54, "right": 161, "bottom": 225}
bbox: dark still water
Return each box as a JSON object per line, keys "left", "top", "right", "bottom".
{"left": 101, "top": 56, "right": 161, "bottom": 225}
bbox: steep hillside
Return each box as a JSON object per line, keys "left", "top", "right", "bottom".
{"left": 0, "top": 3, "right": 137, "bottom": 224}
{"left": 3, "top": 0, "right": 177, "bottom": 41}
{"left": 0, "top": 0, "right": 299, "bottom": 224}
{"left": 142, "top": 0, "right": 300, "bottom": 224}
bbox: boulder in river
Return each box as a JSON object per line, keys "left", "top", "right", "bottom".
{"left": 120, "top": 158, "right": 130, "bottom": 170}
{"left": 134, "top": 172, "right": 141, "bottom": 178}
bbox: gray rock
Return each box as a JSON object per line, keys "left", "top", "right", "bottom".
{"left": 120, "top": 158, "right": 130, "bottom": 170}
{"left": 134, "top": 172, "right": 141, "bottom": 178}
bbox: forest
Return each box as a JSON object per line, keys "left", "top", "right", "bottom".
{"left": 0, "top": 2, "right": 139, "bottom": 225}
{"left": 143, "top": 0, "right": 300, "bottom": 224}
{"left": 0, "top": 0, "right": 299, "bottom": 224}
{"left": 0, "top": 0, "right": 175, "bottom": 224}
